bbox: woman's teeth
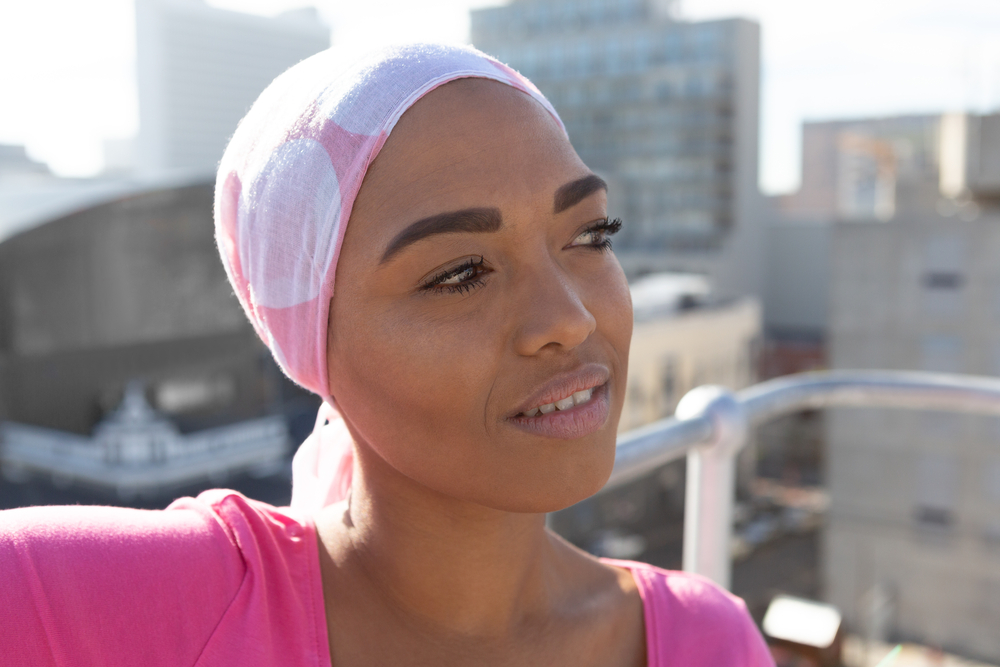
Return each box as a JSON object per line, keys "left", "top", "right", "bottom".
{"left": 522, "top": 388, "right": 594, "bottom": 417}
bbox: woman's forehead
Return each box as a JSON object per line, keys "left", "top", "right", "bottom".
{"left": 351, "top": 79, "right": 584, "bottom": 243}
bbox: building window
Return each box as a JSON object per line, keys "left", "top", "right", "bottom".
{"left": 921, "top": 234, "right": 967, "bottom": 317}
{"left": 914, "top": 451, "right": 958, "bottom": 528}
{"left": 922, "top": 271, "right": 964, "bottom": 290}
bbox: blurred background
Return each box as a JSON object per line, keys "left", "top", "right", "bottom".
{"left": 2, "top": 0, "right": 1000, "bottom": 664}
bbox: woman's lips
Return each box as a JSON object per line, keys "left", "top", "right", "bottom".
{"left": 507, "top": 382, "right": 611, "bottom": 440}
{"left": 510, "top": 364, "right": 610, "bottom": 417}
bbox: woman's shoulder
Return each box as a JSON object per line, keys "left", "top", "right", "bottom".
{"left": 1, "top": 491, "right": 246, "bottom": 581}
{"left": 605, "top": 558, "right": 750, "bottom": 620}
{"left": 0, "top": 488, "right": 310, "bottom": 567}
{"left": 169, "top": 488, "right": 315, "bottom": 560}
{"left": 0, "top": 489, "right": 275, "bottom": 582}
{"left": 0, "top": 490, "right": 325, "bottom": 667}
{"left": 601, "top": 559, "right": 775, "bottom": 667}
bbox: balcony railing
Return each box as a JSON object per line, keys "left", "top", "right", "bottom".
{"left": 607, "top": 370, "right": 1000, "bottom": 589}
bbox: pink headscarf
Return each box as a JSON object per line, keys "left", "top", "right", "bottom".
{"left": 214, "top": 43, "right": 565, "bottom": 512}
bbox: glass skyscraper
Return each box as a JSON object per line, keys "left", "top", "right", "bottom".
{"left": 472, "top": 0, "right": 760, "bottom": 258}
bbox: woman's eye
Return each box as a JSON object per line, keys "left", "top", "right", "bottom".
{"left": 439, "top": 265, "right": 478, "bottom": 285}
{"left": 574, "top": 229, "right": 606, "bottom": 245}
{"left": 422, "top": 256, "right": 489, "bottom": 294}
{"left": 571, "top": 217, "right": 623, "bottom": 251}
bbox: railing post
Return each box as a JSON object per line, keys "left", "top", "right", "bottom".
{"left": 676, "top": 385, "right": 747, "bottom": 590}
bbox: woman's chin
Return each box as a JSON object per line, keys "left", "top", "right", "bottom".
{"left": 464, "top": 451, "right": 616, "bottom": 514}
{"left": 535, "top": 473, "right": 612, "bottom": 514}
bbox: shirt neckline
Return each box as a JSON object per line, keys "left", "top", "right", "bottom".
{"left": 302, "top": 513, "right": 657, "bottom": 667}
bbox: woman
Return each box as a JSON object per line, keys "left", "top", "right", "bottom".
{"left": 1, "top": 44, "right": 773, "bottom": 666}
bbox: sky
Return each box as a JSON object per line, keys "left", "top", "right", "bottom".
{"left": 1, "top": 0, "right": 999, "bottom": 194}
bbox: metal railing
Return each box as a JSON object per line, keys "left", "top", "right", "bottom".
{"left": 606, "top": 370, "right": 1000, "bottom": 589}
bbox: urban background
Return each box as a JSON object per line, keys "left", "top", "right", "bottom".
{"left": 2, "top": 0, "right": 1000, "bottom": 665}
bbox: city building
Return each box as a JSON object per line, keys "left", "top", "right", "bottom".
{"left": 0, "top": 145, "right": 143, "bottom": 243}
{"left": 133, "top": 0, "right": 329, "bottom": 177}
{"left": 0, "top": 181, "right": 318, "bottom": 498}
{"left": 0, "top": 3, "right": 331, "bottom": 502}
{"left": 620, "top": 272, "right": 760, "bottom": 432}
{"left": 763, "top": 113, "right": 962, "bottom": 349}
{"left": 0, "top": 180, "right": 268, "bottom": 436}
{"left": 823, "top": 114, "right": 1000, "bottom": 660}
{"left": 471, "top": 0, "right": 763, "bottom": 299}
{"left": 779, "top": 112, "right": 1000, "bottom": 224}
{"left": 764, "top": 112, "right": 1000, "bottom": 343}
{"left": 1, "top": 383, "right": 288, "bottom": 500}
{"left": 756, "top": 113, "right": 1000, "bottom": 495}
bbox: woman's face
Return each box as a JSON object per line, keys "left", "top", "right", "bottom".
{"left": 327, "top": 78, "right": 632, "bottom": 513}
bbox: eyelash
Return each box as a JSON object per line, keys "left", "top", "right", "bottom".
{"left": 420, "top": 217, "right": 624, "bottom": 295}
{"left": 573, "top": 217, "right": 623, "bottom": 252}
{"left": 422, "top": 255, "right": 489, "bottom": 294}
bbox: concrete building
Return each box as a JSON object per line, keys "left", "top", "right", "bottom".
{"left": 1, "top": 383, "right": 288, "bottom": 499}
{"left": 0, "top": 180, "right": 319, "bottom": 498}
{"left": 779, "top": 112, "right": 1000, "bottom": 224}
{"left": 620, "top": 273, "right": 760, "bottom": 432}
{"left": 760, "top": 219, "right": 831, "bottom": 342}
{"left": 0, "top": 145, "right": 144, "bottom": 243}
{"left": 763, "top": 114, "right": 954, "bottom": 354}
{"left": 133, "top": 0, "right": 329, "bottom": 177}
{"left": 760, "top": 113, "right": 1000, "bottom": 377}
{"left": 780, "top": 115, "right": 940, "bottom": 223}
{"left": 471, "top": 0, "right": 763, "bottom": 299}
{"left": 826, "top": 213, "right": 1000, "bottom": 661}
{"left": 823, "top": 114, "right": 1000, "bottom": 660}
{"left": 0, "top": 181, "right": 314, "bottom": 436}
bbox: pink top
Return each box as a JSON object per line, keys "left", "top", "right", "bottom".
{"left": 0, "top": 490, "right": 774, "bottom": 666}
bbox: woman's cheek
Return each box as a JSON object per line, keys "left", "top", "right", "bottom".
{"left": 350, "top": 314, "right": 502, "bottom": 479}
{"left": 587, "top": 262, "right": 632, "bottom": 342}
{"left": 366, "top": 307, "right": 497, "bottom": 416}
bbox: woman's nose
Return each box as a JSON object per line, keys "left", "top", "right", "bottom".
{"left": 511, "top": 262, "right": 597, "bottom": 356}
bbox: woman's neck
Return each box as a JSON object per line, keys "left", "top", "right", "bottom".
{"left": 316, "top": 443, "right": 572, "bottom": 637}
{"left": 313, "top": 442, "right": 647, "bottom": 667}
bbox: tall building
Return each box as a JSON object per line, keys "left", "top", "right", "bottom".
{"left": 826, "top": 213, "right": 1000, "bottom": 661}
{"left": 470, "top": 0, "right": 762, "bottom": 298}
{"left": 134, "top": 0, "right": 330, "bottom": 176}
{"left": 779, "top": 113, "right": 1000, "bottom": 223}
{"left": 761, "top": 112, "right": 1000, "bottom": 377}
{"left": 823, "top": 113, "right": 1000, "bottom": 661}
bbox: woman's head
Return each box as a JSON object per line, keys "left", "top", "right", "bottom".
{"left": 329, "top": 78, "right": 632, "bottom": 512}
{"left": 215, "top": 44, "right": 560, "bottom": 398}
{"left": 216, "top": 44, "right": 632, "bottom": 513}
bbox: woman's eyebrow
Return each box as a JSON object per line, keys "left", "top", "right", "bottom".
{"left": 380, "top": 207, "right": 503, "bottom": 263}
{"left": 553, "top": 174, "right": 607, "bottom": 214}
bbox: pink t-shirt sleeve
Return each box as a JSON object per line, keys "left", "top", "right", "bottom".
{"left": 0, "top": 490, "right": 330, "bottom": 667}
{"left": 607, "top": 560, "right": 775, "bottom": 667}
{"left": 0, "top": 498, "right": 246, "bottom": 667}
